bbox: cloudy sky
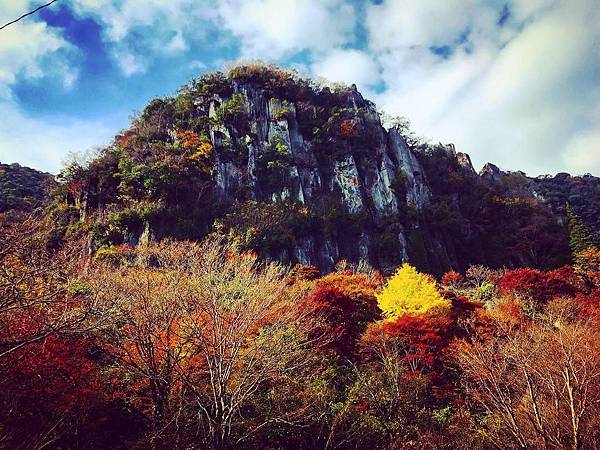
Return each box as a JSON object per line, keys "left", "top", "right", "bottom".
{"left": 0, "top": 0, "right": 599, "bottom": 175}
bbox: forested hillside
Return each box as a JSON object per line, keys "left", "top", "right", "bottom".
{"left": 1, "top": 64, "right": 599, "bottom": 449}
{"left": 41, "top": 63, "right": 599, "bottom": 276}
{"left": 0, "top": 162, "right": 52, "bottom": 212}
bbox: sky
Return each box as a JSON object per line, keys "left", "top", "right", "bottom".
{"left": 0, "top": 0, "right": 599, "bottom": 176}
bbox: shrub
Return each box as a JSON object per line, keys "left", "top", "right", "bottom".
{"left": 219, "top": 200, "right": 314, "bottom": 253}
{"left": 499, "top": 267, "right": 577, "bottom": 303}
{"left": 214, "top": 93, "right": 249, "bottom": 129}
{"left": 441, "top": 271, "right": 464, "bottom": 287}
{"left": 289, "top": 264, "right": 320, "bottom": 281}
{"left": 363, "top": 313, "right": 450, "bottom": 376}
{"left": 256, "top": 134, "right": 293, "bottom": 193}
{"left": 94, "top": 245, "right": 122, "bottom": 266}
{"left": 271, "top": 100, "right": 294, "bottom": 121}
{"left": 576, "top": 246, "right": 600, "bottom": 273}
{"left": 307, "top": 279, "right": 380, "bottom": 357}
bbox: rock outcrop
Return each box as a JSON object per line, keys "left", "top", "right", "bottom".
{"left": 202, "top": 80, "right": 431, "bottom": 272}
{"left": 52, "top": 64, "right": 600, "bottom": 276}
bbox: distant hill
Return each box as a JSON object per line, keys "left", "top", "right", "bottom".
{"left": 0, "top": 162, "right": 53, "bottom": 213}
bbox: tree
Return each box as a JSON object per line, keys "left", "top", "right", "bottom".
{"left": 0, "top": 214, "right": 115, "bottom": 449}
{"left": 320, "top": 313, "right": 453, "bottom": 449}
{"left": 465, "top": 265, "right": 495, "bottom": 288}
{"left": 575, "top": 246, "right": 600, "bottom": 274}
{"left": 455, "top": 299, "right": 600, "bottom": 449}
{"left": 174, "top": 238, "right": 325, "bottom": 449}
{"left": 498, "top": 267, "right": 578, "bottom": 303}
{"left": 84, "top": 252, "right": 190, "bottom": 447}
{"left": 308, "top": 271, "right": 382, "bottom": 358}
{"left": 362, "top": 313, "right": 449, "bottom": 378}
{"left": 85, "top": 238, "right": 327, "bottom": 449}
{"left": 567, "top": 204, "right": 596, "bottom": 256}
{"left": 379, "top": 114, "right": 424, "bottom": 148}
{"left": 376, "top": 263, "right": 449, "bottom": 318}
{"left": 0, "top": 334, "right": 105, "bottom": 449}
{"left": 0, "top": 213, "right": 89, "bottom": 360}
{"left": 441, "top": 270, "right": 464, "bottom": 288}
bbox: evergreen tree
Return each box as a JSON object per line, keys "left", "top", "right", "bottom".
{"left": 566, "top": 203, "right": 596, "bottom": 256}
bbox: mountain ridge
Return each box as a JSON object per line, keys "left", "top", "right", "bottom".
{"left": 5, "top": 63, "right": 599, "bottom": 275}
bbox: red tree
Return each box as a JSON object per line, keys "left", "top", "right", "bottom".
{"left": 441, "top": 271, "right": 464, "bottom": 287}
{"left": 499, "top": 267, "right": 578, "bottom": 302}
{"left": 362, "top": 314, "right": 450, "bottom": 379}
{"left": 306, "top": 272, "right": 382, "bottom": 358}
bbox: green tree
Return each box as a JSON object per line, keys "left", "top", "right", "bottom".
{"left": 567, "top": 203, "right": 596, "bottom": 256}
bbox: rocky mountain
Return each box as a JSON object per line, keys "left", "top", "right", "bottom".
{"left": 48, "top": 63, "right": 599, "bottom": 275}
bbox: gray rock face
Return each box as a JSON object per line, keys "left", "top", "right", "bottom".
{"left": 204, "top": 82, "right": 433, "bottom": 273}
{"left": 456, "top": 152, "right": 475, "bottom": 174}
{"left": 479, "top": 162, "right": 504, "bottom": 183}
{"left": 334, "top": 155, "right": 363, "bottom": 213}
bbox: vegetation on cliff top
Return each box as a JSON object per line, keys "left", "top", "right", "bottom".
{"left": 38, "top": 62, "right": 596, "bottom": 276}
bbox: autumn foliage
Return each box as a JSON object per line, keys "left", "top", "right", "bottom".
{"left": 2, "top": 213, "right": 600, "bottom": 449}
{"left": 362, "top": 313, "right": 449, "bottom": 377}
{"left": 377, "top": 263, "right": 450, "bottom": 317}
{"left": 307, "top": 271, "right": 382, "bottom": 357}
{"left": 441, "top": 270, "right": 464, "bottom": 287}
{"left": 498, "top": 266, "right": 578, "bottom": 302}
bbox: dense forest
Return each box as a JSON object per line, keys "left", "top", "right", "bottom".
{"left": 1, "top": 63, "right": 599, "bottom": 449}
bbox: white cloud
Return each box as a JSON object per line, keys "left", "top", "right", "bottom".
{"left": 367, "top": 0, "right": 600, "bottom": 175}
{"left": 71, "top": 0, "right": 204, "bottom": 41}
{"left": 0, "top": 0, "right": 31, "bottom": 21}
{"left": 63, "top": 70, "right": 79, "bottom": 89}
{"left": 0, "top": 101, "right": 117, "bottom": 173}
{"left": 311, "top": 49, "right": 380, "bottom": 92}
{"left": 562, "top": 129, "right": 600, "bottom": 175}
{"left": 0, "top": 19, "right": 72, "bottom": 98}
{"left": 2, "top": 0, "right": 599, "bottom": 177}
{"left": 366, "top": 0, "right": 500, "bottom": 51}
{"left": 189, "top": 60, "right": 207, "bottom": 70}
{"left": 70, "top": 0, "right": 218, "bottom": 75}
{"left": 166, "top": 31, "right": 187, "bottom": 54}
{"left": 216, "top": 0, "right": 356, "bottom": 59}
{"left": 116, "top": 52, "right": 146, "bottom": 77}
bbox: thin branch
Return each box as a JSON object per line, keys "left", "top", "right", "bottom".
{"left": 0, "top": 0, "right": 59, "bottom": 31}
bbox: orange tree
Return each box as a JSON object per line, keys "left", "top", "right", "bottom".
{"left": 85, "top": 238, "right": 328, "bottom": 450}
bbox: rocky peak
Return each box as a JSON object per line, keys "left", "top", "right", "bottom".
{"left": 54, "top": 63, "right": 599, "bottom": 276}
{"left": 198, "top": 73, "right": 433, "bottom": 271}
{"left": 479, "top": 162, "right": 504, "bottom": 183}
{"left": 456, "top": 152, "right": 475, "bottom": 174}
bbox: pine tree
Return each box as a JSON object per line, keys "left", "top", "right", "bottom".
{"left": 566, "top": 203, "right": 596, "bottom": 256}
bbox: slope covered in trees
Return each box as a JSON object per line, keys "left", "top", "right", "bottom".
{"left": 1, "top": 211, "right": 599, "bottom": 449}
{"left": 0, "top": 162, "right": 52, "bottom": 212}
{"left": 2, "top": 63, "right": 600, "bottom": 449}
{"left": 44, "top": 63, "right": 598, "bottom": 275}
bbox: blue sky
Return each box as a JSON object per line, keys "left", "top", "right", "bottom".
{"left": 0, "top": 0, "right": 599, "bottom": 175}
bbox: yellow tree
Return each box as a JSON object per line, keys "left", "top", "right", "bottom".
{"left": 376, "top": 263, "right": 449, "bottom": 318}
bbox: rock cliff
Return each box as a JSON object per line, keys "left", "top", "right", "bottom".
{"left": 50, "top": 64, "right": 599, "bottom": 275}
